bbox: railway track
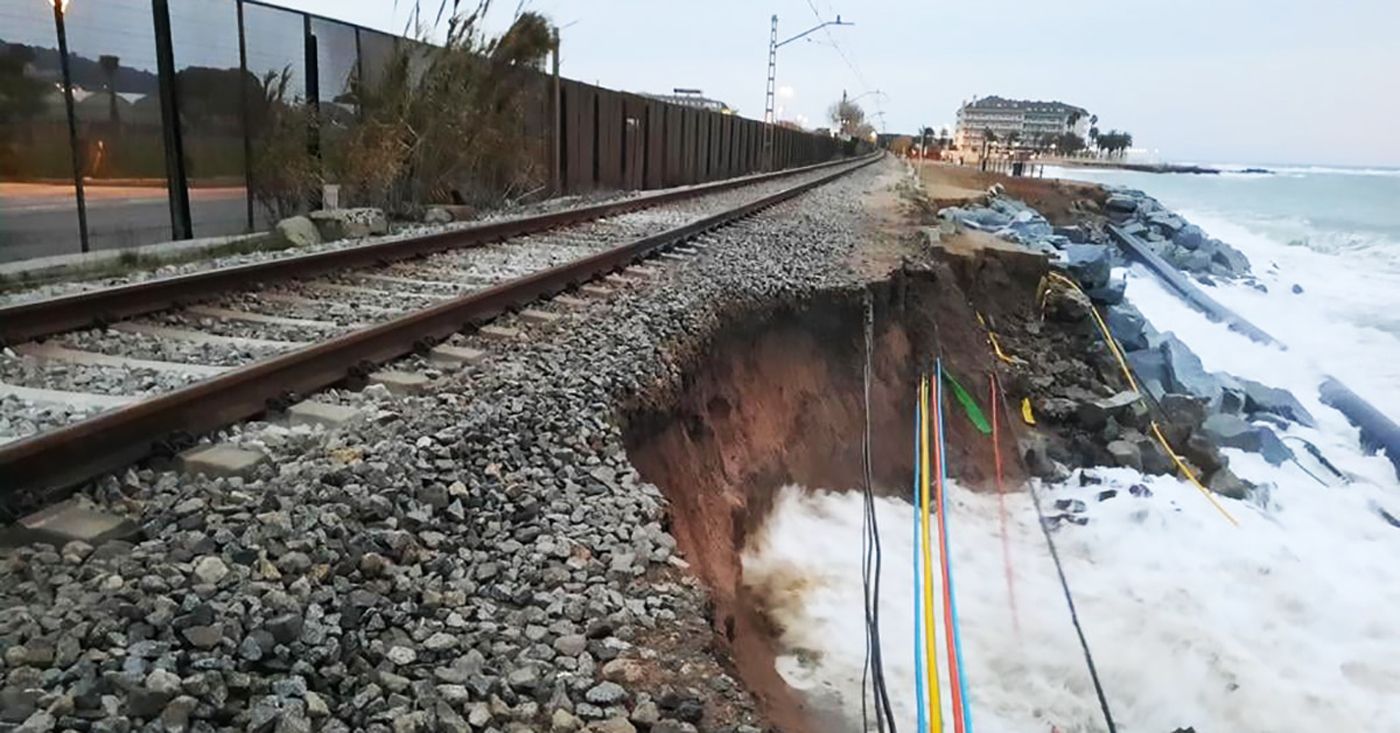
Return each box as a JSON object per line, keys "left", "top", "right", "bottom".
{"left": 0, "top": 154, "right": 879, "bottom": 509}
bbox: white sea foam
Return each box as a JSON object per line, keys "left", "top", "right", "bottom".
{"left": 745, "top": 444, "right": 1400, "bottom": 731}
{"left": 1163, "top": 212, "right": 1400, "bottom": 418}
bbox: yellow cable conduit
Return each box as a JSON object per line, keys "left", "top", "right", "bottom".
{"left": 1039, "top": 271, "right": 1239, "bottom": 526}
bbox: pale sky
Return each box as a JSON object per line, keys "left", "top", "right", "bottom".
{"left": 266, "top": 0, "right": 1399, "bottom": 168}
{"left": 24, "top": 0, "right": 1398, "bottom": 167}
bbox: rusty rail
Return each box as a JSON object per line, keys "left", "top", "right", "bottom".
{"left": 0, "top": 154, "right": 881, "bottom": 503}
{"left": 0, "top": 155, "right": 863, "bottom": 346}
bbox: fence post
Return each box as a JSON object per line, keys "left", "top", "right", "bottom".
{"left": 236, "top": 0, "right": 254, "bottom": 230}
{"left": 52, "top": 2, "right": 90, "bottom": 253}
{"left": 304, "top": 15, "right": 322, "bottom": 210}
{"left": 151, "top": 0, "right": 193, "bottom": 240}
{"left": 550, "top": 36, "right": 561, "bottom": 196}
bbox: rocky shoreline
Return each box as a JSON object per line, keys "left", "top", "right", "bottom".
{"left": 937, "top": 178, "right": 1315, "bottom": 498}
{"left": 0, "top": 167, "right": 886, "bottom": 732}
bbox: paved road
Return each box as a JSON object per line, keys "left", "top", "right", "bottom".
{"left": 0, "top": 183, "right": 256, "bottom": 263}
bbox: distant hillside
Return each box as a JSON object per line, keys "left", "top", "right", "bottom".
{"left": 1, "top": 40, "right": 160, "bottom": 94}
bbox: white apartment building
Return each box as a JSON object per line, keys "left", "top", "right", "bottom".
{"left": 954, "top": 96, "right": 1089, "bottom": 151}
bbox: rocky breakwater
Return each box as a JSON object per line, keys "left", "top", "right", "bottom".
{"left": 939, "top": 187, "right": 1127, "bottom": 304}
{"left": 939, "top": 189, "right": 1310, "bottom": 499}
{"left": 1101, "top": 188, "right": 1258, "bottom": 286}
{"left": 0, "top": 165, "right": 888, "bottom": 733}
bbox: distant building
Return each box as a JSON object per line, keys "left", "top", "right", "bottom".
{"left": 954, "top": 96, "right": 1088, "bottom": 151}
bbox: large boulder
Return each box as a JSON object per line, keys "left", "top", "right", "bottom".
{"left": 989, "top": 197, "right": 1029, "bottom": 217}
{"left": 1253, "top": 426, "right": 1294, "bottom": 466}
{"left": 1107, "top": 440, "right": 1143, "bottom": 471}
{"left": 1172, "top": 248, "right": 1214, "bottom": 273}
{"left": 1215, "top": 375, "right": 1247, "bottom": 414}
{"left": 1127, "top": 349, "right": 1170, "bottom": 399}
{"left": 1088, "top": 276, "right": 1126, "bottom": 305}
{"left": 1061, "top": 244, "right": 1112, "bottom": 290}
{"left": 1105, "top": 194, "right": 1139, "bottom": 215}
{"left": 1044, "top": 284, "right": 1093, "bottom": 322}
{"left": 1208, "top": 467, "right": 1252, "bottom": 499}
{"left": 1159, "top": 393, "right": 1208, "bottom": 431}
{"left": 1136, "top": 435, "right": 1175, "bottom": 474}
{"left": 940, "top": 206, "right": 1011, "bottom": 231}
{"left": 1007, "top": 210, "right": 1053, "bottom": 241}
{"left": 1200, "top": 413, "right": 1264, "bottom": 452}
{"left": 308, "top": 207, "right": 389, "bottom": 241}
{"left": 1239, "top": 379, "right": 1316, "bottom": 427}
{"left": 1147, "top": 212, "right": 1185, "bottom": 236}
{"left": 1120, "top": 221, "right": 1149, "bottom": 238}
{"left": 1054, "top": 225, "right": 1089, "bottom": 243}
{"left": 1077, "top": 391, "right": 1147, "bottom": 430}
{"left": 1173, "top": 224, "right": 1207, "bottom": 251}
{"left": 1159, "top": 334, "right": 1224, "bottom": 405}
{"left": 1106, "top": 304, "right": 1148, "bottom": 351}
{"left": 1211, "top": 243, "right": 1252, "bottom": 275}
{"left": 275, "top": 215, "right": 322, "bottom": 247}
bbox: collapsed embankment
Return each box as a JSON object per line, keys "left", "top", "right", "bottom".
{"left": 620, "top": 246, "right": 1060, "bottom": 728}
{"left": 616, "top": 163, "right": 1303, "bottom": 729}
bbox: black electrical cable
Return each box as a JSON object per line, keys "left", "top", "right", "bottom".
{"left": 859, "top": 292, "right": 898, "bottom": 732}
{"left": 990, "top": 370, "right": 1119, "bottom": 733}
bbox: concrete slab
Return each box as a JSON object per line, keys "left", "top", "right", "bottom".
{"left": 580, "top": 285, "right": 615, "bottom": 299}
{"left": 359, "top": 274, "right": 468, "bottom": 291}
{"left": 258, "top": 291, "right": 402, "bottom": 316}
{"left": 520, "top": 309, "right": 562, "bottom": 325}
{"left": 312, "top": 283, "right": 447, "bottom": 303}
{"left": 0, "top": 499, "right": 140, "bottom": 549}
{"left": 0, "top": 382, "right": 138, "bottom": 410}
{"left": 394, "top": 268, "right": 494, "bottom": 286}
{"left": 430, "top": 344, "right": 485, "bottom": 367}
{"left": 14, "top": 342, "right": 230, "bottom": 377}
{"left": 184, "top": 305, "right": 338, "bottom": 329}
{"left": 369, "top": 369, "right": 431, "bottom": 395}
{"left": 553, "top": 295, "right": 590, "bottom": 310}
{"left": 287, "top": 400, "right": 361, "bottom": 429}
{"left": 179, "top": 444, "right": 269, "bottom": 479}
{"left": 673, "top": 246, "right": 701, "bottom": 255}
{"left": 660, "top": 253, "right": 689, "bottom": 262}
{"left": 478, "top": 325, "right": 521, "bottom": 341}
{"left": 110, "top": 322, "right": 305, "bottom": 349}
{"left": 605, "top": 274, "right": 640, "bottom": 287}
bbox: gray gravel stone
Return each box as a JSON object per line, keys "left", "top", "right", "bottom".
{"left": 586, "top": 681, "right": 628, "bottom": 705}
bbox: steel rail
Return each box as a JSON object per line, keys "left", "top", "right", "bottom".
{"left": 0, "top": 155, "right": 865, "bottom": 346}
{"left": 0, "top": 154, "right": 880, "bottom": 503}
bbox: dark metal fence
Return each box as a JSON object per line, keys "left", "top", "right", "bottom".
{"left": 0, "top": 0, "right": 855, "bottom": 264}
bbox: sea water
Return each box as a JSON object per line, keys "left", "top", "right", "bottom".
{"left": 741, "top": 165, "right": 1400, "bottom": 731}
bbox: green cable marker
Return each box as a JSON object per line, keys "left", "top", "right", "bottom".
{"left": 941, "top": 368, "right": 992, "bottom": 435}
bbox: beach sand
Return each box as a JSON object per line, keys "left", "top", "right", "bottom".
{"left": 914, "top": 160, "right": 1105, "bottom": 224}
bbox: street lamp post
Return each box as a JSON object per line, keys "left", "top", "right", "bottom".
{"left": 52, "top": 0, "right": 90, "bottom": 252}
{"left": 761, "top": 13, "right": 853, "bottom": 170}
